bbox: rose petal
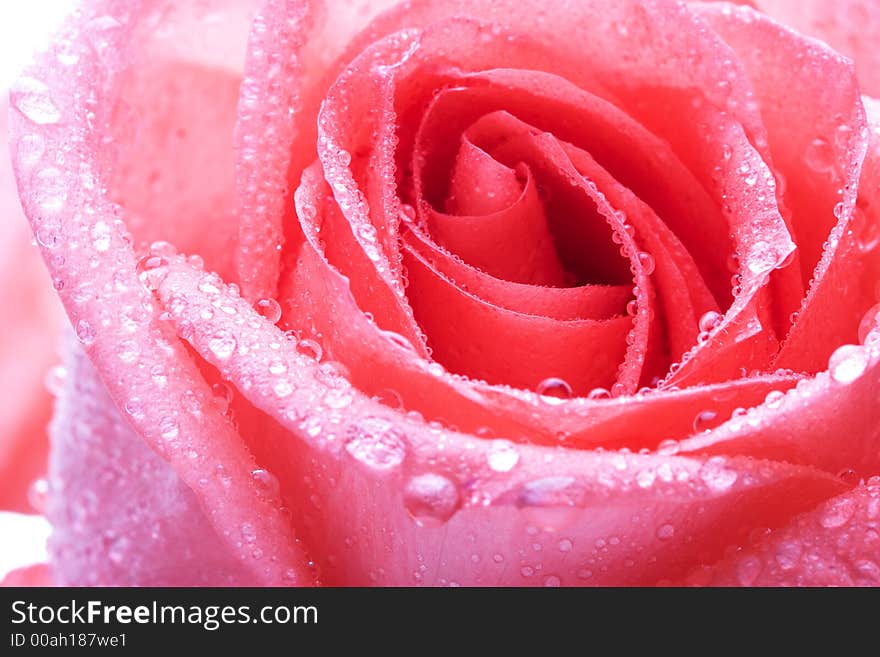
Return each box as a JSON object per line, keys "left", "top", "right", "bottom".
{"left": 9, "top": 0, "right": 312, "bottom": 585}
{"left": 679, "top": 321, "right": 880, "bottom": 477}
{"left": 0, "top": 100, "right": 62, "bottom": 512}
{"left": 684, "top": 482, "right": 880, "bottom": 586}
{"left": 694, "top": 3, "right": 870, "bottom": 373}
{"left": 47, "top": 339, "right": 261, "bottom": 586}
{"left": 156, "top": 257, "right": 846, "bottom": 585}
{"left": 743, "top": 0, "right": 880, "bottom": 98}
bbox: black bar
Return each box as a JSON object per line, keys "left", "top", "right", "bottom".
{"left": 0, "top": 586, "right": 865, "bottom": 650}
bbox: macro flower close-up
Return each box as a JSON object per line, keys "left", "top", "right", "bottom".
{"left": 2, "top": 0, "right": 880, "bottom": 588}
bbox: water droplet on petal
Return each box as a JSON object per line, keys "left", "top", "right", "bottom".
{"left": 44, "top": 364, "right": 67, "bottom": 395}
{"left": 804, "top": 137, "right": 835, "bottom": 173}
{"left": 764, "top": 389, "right": 786, "bottom": 409}
{"left": 537, "top": 377, "right": 572, "bottom": 404}
{"left": 698, "top": 310, "right": 723, "bottom": 334}
{"left": 656, "top": 523, "right": 675, "bottom": 540}
{"left": 75, "top": 319, "right": 96, "bottom": 346}
{"left": 10, "top": 76, "right": 62, "bottom": 124}
{"left": 159, "top": 417, "right": 179, "bottom": 440}
{"left": 636, "top": 469, "right": 656, "bottom": 488}
{"left": 853, "top": 207, "right": 879, "bottom": 253}
{"left": 828, "top": 344, "right": 868, "bottom": 384}
{"left": 858, "top": 303, "right": 880, "bottom": 344}
{"left": 587, "top": 387, "right": 611, "bottom": 400}
{"left": 403, "top": 473, "right": 460, "bottom": 526}
{"left": 637, "top": 252, "right": 655, "bottom": 275}
{"left": 692, "top": 409, "right": 719, "bottom": 434}
{"left": 136, "top": 254, "right": 168, "bottom": 291}
{"left": 27, "top": 478, "right": 49, "bottom": 513}
{"left": 344, "top": 416, "right": 406, "bottom": 472}
{"left": 543, "top": 575, "right": 561, "bottom": 587}
{"left": 736, "top": 556, "right": 762, "bottom": 586}
{"left": 252, "top": 469, "right": 280, "bottom": 498}
{"left": 487, "top": 439, "right": 520, "bottom": 472}
{"left": 208, "top": 331, "right": 237, "bottom": 359}
{"left": 240, "top": 522, "right": 257, "bottom": 543}
{"left": 212, "top": 382, "right": 233, "bottom": 412}
{"left": 700, "top": 457, "right": 738, "bottom": 492}
{"left": 16, "top": 133, "right": 45, "bottom": 169}
{"left": 296, "top": 338, "right": 323, "bottom": 361}
{"left": 820, "top": 495, "right": 856, "bottom": 529}
{"left": 255, "top": 298, "right": 282, "bottom": 324}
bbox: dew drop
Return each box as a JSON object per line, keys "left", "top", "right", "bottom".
{"left": 857, "top": 303, "right": 880, "bottom": 344}
{"left": 344, "top": 416, "right": 406, "bottom": 472}
{"left": 159, "top": 417, "right": 180, "bottom": 440}
{"left": 764, "top": 390, "right": 785, "bottom": 409}
{"left": 775, "top": 540, "right": 802, "bottom": 570}
{"left": 27, "top": 478, "right": 49, "bottom": 513}
{"left": 736, "top": 556, "right": 762, "bottom": 586}
{"left": 296, "top": 338, "right": 323, "bottom": 361}
{"left": 34, "top": 167, "right": 66, "bottom": 214}
{"left": 698, "top": 310, "right": 723, "bottom": 334}
{"left": 637, "top": 252, "right": 655, "bottom": 275}
{"left": 255, "top": 298, "right": 282, "bottom": 324}
{"left": 837, "top": 468, "right": 860, "bottom": 486}
{"left": 692, "top": 409, "right": 719, "bottom": 434}
{"left": 208, "top": 331, "right": 237, "bottom": 359}
{"left": 44, "top": 364, "right": 67, "bottom": 396}
{"left": 240, "top": 522, "right": 257, "bottom": 544}
{"left": 212, "top": 382, "right": 233, "bottom": 413}
{"left": 10, "top": 76, "right": 62, "bottom": 124}
{"left": 657, "top": 438, "right": 680, "bottom": 456}
{"left": 487, "top": 439, "right": 520, "bottom": 472}
{"left": 381, "top": 330, "right": 417, "bottom": 352}
{"left": 543, "top": 575, "right": 561, "bottom": 587}
{"left": 828, "top": 344, "right": 868, "bottom": 384}
{"left": 75, "top": 319, "right": 96, "bottom": 346}
{"left": 819, "top": 495, "right": 856, "bottom": 529}
{"left": 656, "top": 523, "right": 675, "bottom": 540}
{"left": 804, "top": 137, "right": 835, "bottom": 173}
{"left": 700, "top": 457, "right": 738, "bottom": 492}
{"left": 274, "top": 380, "right": 293, "bottom": 398}
{"left": 587, "top": 387, "right": 611, "bottom": 400}
{"left": 252, "top": 469, "right": 281, "bottom": 499}
{"left": 16, "top": 133, "right": 45, "bottom": 168}
{"left": 403, "top": 473, "right": 460, "bottom": 527}
{"left": 136, "top": 254, "right": 168, "bottom": 291}
{"left": 853, "top": 207, "right": 879, "bottom": 254}
{"left": 537, "top": 377, "right": 572, "bottom": 404}
{"left": 636, "top": 469, "right": 656, "bottom": 489}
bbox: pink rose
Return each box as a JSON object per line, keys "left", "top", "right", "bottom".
{"left": 4, "top": 0, "right": 880, "bottom": 586}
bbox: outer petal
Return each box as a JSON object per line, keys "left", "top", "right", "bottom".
{"left": 47, "top": 338, "right": 258, "bottom": 586}
{"left": 746, "top": 0, "right": 880, "bottom": 98}
{"left": 0, "top": 100, "right": 63, "bottom": 512}
{"left": 9, "top": 0, "right": 312, "bottom": 585}
{"left": 684, "top": 482, "right": 880, "bottom": 586}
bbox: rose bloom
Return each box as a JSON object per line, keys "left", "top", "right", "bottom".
{"left": 2, "top": 0, "right": 880, "bottom": 587}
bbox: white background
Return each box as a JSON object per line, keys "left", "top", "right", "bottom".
{"left": 0, "top": 1, "right": 76, "bottom": 88}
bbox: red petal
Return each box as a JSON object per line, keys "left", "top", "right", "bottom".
{"left": 156, "top": 258, "right": 845, "bottom": 585}
{"left": 1, "top": 565, "right": 51, "bottom": 587}
{"left": 687, "top": 482, "right": 880, "bottom": 586}
{"left": 695, "top": 3, "right": 870, "bottom": 372}
{"left": 0, "top": 101, "right": 63, "bottom": 512}
{"left": 745, "top": 0, "right": 880, "bottom": 98}
{"left": 9, "top": 0, "right": 311, "bottom": 585}
{"left": 47, "top": 340, "right": 261, "bottom": 586}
